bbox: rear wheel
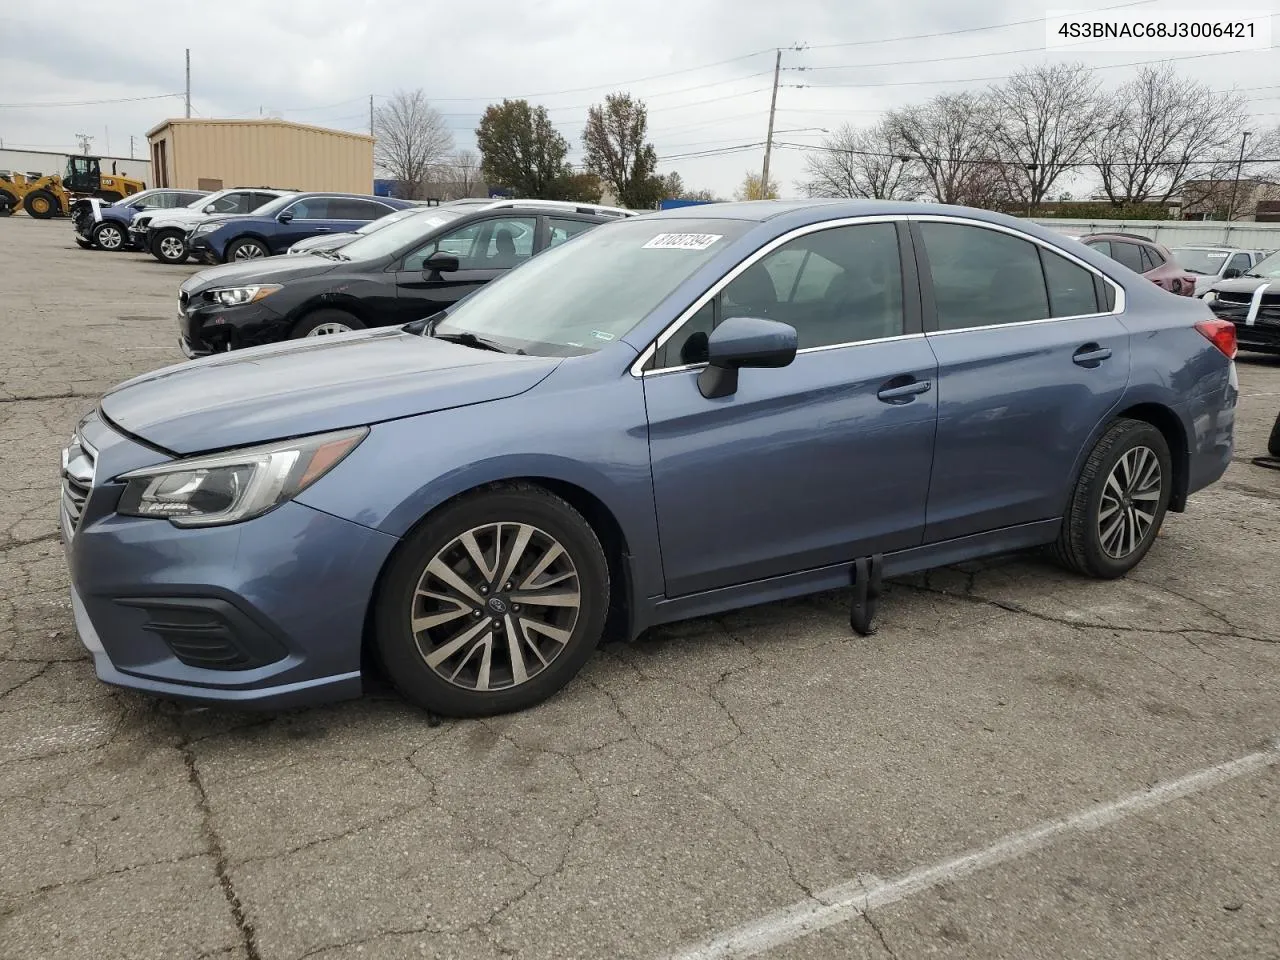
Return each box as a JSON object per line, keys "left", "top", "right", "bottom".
{"left": 23, "top": 189, "right": 57, "bottom": 219}
{"left": 0, "top": 192, "right": 14, "bottom": 217}
{"left": 374, "top": 485, "right": 610, "bottom": 717}
{"left": 1053, "top": 418, "right": 1172, "bottom": 579}
{"left": 291, "top": 309, "right": 364, "bottom": 338}
{"left": 226, "top": 237, "right": 269, "bottom": 262}
{"left": 1268, "top": 409, "right": 1280, "bottom": 458}
{"left": 151, "top": 229, "right": 189, "bottom": 264}
{"left": 92, "top": 222, "right": 126, "bottom": 251}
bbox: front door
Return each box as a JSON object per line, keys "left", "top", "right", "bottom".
{"left": 912, "top": 219, "right": 1132, "bottom": 542}
{"left": 643, "top": 220, "right": 939, "bottom": 597}
{"left": 393, "top": 215, "right": 537, "bottom": 323}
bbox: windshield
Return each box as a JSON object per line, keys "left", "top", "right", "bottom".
{"left": 339, "top": 208, "right": 466, "bottom": 260}
{"left": 434, "top": 217, "right": 754, "bottom": 356}
{"left": 1171, "top": 248, "right": 1230, "bottom": 275}
{"left": 249, "top": 193, "right": 298, "bottom": 218}
{"left": 352, "top": 205, "right": 425, "bottom": 236}
{"left": 1245, "top": 250, "right": 1280, "bottom": 278}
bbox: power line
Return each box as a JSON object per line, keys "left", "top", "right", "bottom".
{"left": 0, "top": 92, "right": 182, "bottom": 109}
{"left": 773, "top": 140, "right": 1280, "bottom": 168}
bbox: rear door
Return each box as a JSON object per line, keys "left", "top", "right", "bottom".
{"left": 913, "top": 218, "right": 1131, "bottom": 542}
{"left": 274, "top": 197, "right": 335, "bottom": 251}
{"left": 329, "top": 198, "right": 389, "bottom": 236}
{"left": 392, "top": 215, "right": 537, "bottom": 323}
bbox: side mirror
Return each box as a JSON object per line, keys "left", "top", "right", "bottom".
{"left": 277, "top": 211, "right": 294, "bottom": 223}
{"left": 697, "top": 316, "right": 797, "bottom": 399}
{"left": 422, "top": 252, "right": 460, "bottom": 276}
{"left": 203, "top": 203, "right": 217, "bottom": 213}
{"left": 1223, "top": 267, "right": 1242, "bottom": 279}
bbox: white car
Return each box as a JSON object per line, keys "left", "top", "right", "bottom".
{"left": 131, "top": 188, "right": 294, "bottom": 264}
{"left": 1169, "top": 245, "right": 1268, "bottom": 297}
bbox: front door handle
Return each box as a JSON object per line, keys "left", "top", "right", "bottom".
{"left": 313, "top": 227, "right": 332, "bottom": 232}
{"left": 1073, "top": 344, "right": 1112, "bottom": 367}
{"left": 877, "top": 378, "right": 932, "bottom": 403}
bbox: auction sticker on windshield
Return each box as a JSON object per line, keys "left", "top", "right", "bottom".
{"left": 643, "top": 233, "right": 723, "bottom": 251}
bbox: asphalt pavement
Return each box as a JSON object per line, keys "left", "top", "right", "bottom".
{"left": 1, "top": 216, "right": 1278, "bottom": 960}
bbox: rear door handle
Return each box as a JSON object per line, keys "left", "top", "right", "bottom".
{"left": 877, "top": 378, "right": 932, "bottom": 403}
{"left": 1072, "top": 345, "right": 1112, "bottom": 367}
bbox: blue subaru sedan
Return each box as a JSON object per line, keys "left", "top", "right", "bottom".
{"left": 60, "top": 200, "right": 1238, "bottom": 716}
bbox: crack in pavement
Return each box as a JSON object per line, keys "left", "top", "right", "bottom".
{"left": 863, "top": 908, "right": 900, "bottom": 960}
{"left": 0, "top": 391, "right": 99, "bottom": 404}
{"left": 0, "top": 530, "right": 61, "bottom": 551}
{"left": 13, "top": 851, "right": 207, "bottom": 901}
{"left": 0, "top": 660, "right": 53, "bottom": 700}
{"left": 182, "top": 742, "right": 262, "bottom": 960}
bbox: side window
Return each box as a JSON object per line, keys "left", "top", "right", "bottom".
{"left": 654, "top": 300, "right": 715, "bottom": 369}
{"left": 404, "top": 221, "right": 484, "bottom": 272}
{"left": 1145, "top": 245, "right": 1166, "bottom": 267}
{"left": 723, "top": 222, "right": 904, "bottom": 349}
{"left": 1138, "top": 246, "right": 1155, "bottom": 272}
{"left": 250, "top": 193, "right": 277, "bottom": 211}
{"left": 210, "top": 194, "right": 246, "bottom": 214}
{"left": 1228, "top": 252, "right": 1251, "bottom": 274}
{"left": 286, "top": 198, "right": 330, "bottom": 219}
{"left": 332, "top": 199, "right": 384, "bottom": 221}
{"left": 1110, "top": 241, "right": 1145, "bottom": 273}
{"left": 919, "top": 222, "right": 1048, "bottom": 330}
{"left": 547, "top": 217, "right": 595, "bottom": 248}
{"left": 180, "top": 192, "right": 205, "bottom": 207}
{"left": 481, "top": 216, "right": 536, "bottom": 266}
{"left": 1086, "top": 239, "right": 1112, "bottom": 258}
{"left": 1041, "top": 248, "right": 1101, "bottom": 317}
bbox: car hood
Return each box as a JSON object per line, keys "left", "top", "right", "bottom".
{"left": 139, "top": 207, "right": 212, "bottom": 228}
{"left": 292, "top": 233, "right": 357, "bottom": 252}
{"left": 181, "top": 255, "right": 343, "bottom": 294}
{"left": 99, "top": 328, "right": 562, "bottom": 456}
{"left": 1208, "top": 275, "right": 1279, "bottom": 295}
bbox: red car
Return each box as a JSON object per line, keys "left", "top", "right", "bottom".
{"left": 1079, "top": 232, "right": 1196, "bottom": 296}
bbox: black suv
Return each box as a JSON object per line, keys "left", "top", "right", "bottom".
{"left": 178, "top": 204, "right": 617, "bottom": 356}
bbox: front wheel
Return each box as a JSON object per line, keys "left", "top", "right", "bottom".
{"left": 24, "top": 189, "right": 58, "bottom": 219}
{"left": 225, "top": 237, "right": 269, "bottom": 262}
{"left": 151, "top": 229, "right": 189, "bottom": 264}
{"left": 1053, "top": 418, "right": 1172, "bottom": 579}
{"left": 1268, "top": 409, "right": 1280, "bottom": 458}
{"left": 374, "top": 485, "right": 610, "bottom": 717}
{"left": 74, "top": 238, "right": 93, "bottom": 249}
{"left": 92, "top": 222, "right": 126, "bottom": 251}
{"left": 291, "top": 309, "right": 365, "bottom": 338}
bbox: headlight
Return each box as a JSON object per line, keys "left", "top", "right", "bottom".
{"left": 208, "top": 284, "right": 281, "bottom": 307}
{"left": 192, "top": 222, "right": 221, "bottom": 235}
{"left": 1203, "top": 290, "right": 1217, "bottom": 303}
{"left": 116, "top": 427, "right": 367, "bottom": 527}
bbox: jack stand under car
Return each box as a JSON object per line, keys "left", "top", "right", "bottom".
{"left": 850, "top": 554, "right": 884, "bottom": 637}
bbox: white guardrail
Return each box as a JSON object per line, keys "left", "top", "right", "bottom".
{"left": 1031, "top": 218, "right": 1280, "bottom": 250}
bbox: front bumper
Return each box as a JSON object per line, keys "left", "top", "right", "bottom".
{"left": 60, "top": 413, "right": 399, "bottom": 709}
{"left": 188, "top": 234, "right": 223, "bottom": 264}
{"left": 1209, "top": 297, "right": 1280, "bottom": 354}
{"left": 178, "top": 296, "right": 291, "bottom": 355}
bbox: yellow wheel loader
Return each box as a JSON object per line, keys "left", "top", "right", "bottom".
{"left": 0, "top": 156, "right": 144, "bottom": 219}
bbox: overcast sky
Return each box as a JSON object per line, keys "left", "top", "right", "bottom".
{"left": 0, "top": 0, "right": 1276, "bottom": 197}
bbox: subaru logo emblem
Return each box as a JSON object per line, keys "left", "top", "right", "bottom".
{"left": 486, "top": 596, "right": 508, "bottom": 615}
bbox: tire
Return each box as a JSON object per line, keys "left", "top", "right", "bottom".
{"left": 24, "top": 189, "right": 58, "bottom": 219}
{"left": 92, "top": 222, "right": 126, "bottom": 251}
{"left": 1053, "top": 418, "right": 1172, "bottom": 579}
{"left": 74, "top": 238, "right": 93, "bottom": 249}
{"left": 225, "top": 237, "right": 269, "bottom": 262}
{"left": 0, "top": 192, "right": 14, "bottom": 217}
{"left": 374, "top": 484, "right": 611, "bottom": 717}
{"left": 1268, "top": 409, "right": 1280, "bottom": 459}
{"left": 291, "top": 309, "right": 365, "bottom": 338}
{"left": 151, "top": 229, "right": 189, "bottom": 264}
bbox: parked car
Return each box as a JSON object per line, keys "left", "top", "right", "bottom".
{"left": 285, "top": 199, "right": 634, "bottom": 256}
{"left": 179, "top": 203, "right": 618, "bottom": 356}
{"left": 1168, "top": 245, "right": 1268, "bottom": 297}
{"left": 186, "top": 192, "right": 414, "bottom": 264}
{"left": 285, "top": 203, "right": 435, "bottom": 256}
{"left": 60, "top": 200, "right": 1237, "bottom": 716}
{"left": 72, "top": 187, "right": 209, "bottom": 251}
{"left": 131, "top": 188, "right": 294, "bottom": 264}
{"left": 1079, "top": 233, "right": 1196, "bottom": 296}
{"left": 1202, "top": 248, "right": 1280, "bottom": 354}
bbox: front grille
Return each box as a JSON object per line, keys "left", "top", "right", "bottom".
{"left": 60, "top": 430, "right": 96, "bottom": 541}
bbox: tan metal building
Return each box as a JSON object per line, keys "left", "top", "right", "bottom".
{"left": 145, "top": 118, "right": 374, "bottom": 194}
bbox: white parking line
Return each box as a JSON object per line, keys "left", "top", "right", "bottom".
{"left": 666, "top": 738, "right": 1280, "bottom": 960}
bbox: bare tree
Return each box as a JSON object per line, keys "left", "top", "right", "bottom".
{"left": 373, "top": 89, "right": 454, "bottom": 200}
{"left": 988, "top": 62, "right": 1100, "bottom": 211}
{"left": 1089, "top": 65, "right": 1244, "bottom": 205}
{"left": 801, "top": 121, "right": 920, "bottom": 199}
{"left": 886, "top": 93, "right": 1006, "bottom": 207}
{"left": 446, "top": 150, "right": 482, "bottom": 199}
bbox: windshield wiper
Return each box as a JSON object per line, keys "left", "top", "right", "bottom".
{"left": 433, "top": 331, "right": 509, "bottom": 354}
{"left": 311, "top": 249, "right": 339, "bottom": 259}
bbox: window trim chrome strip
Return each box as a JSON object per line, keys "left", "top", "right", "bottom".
{"left": 629, "top": 212, "right": 1126, "bottom": 377}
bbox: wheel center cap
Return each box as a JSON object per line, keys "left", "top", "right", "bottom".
{"left": 486, "top": 596, "right": 509, "bottom": 616}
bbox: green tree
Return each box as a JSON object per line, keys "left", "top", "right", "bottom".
{"left": 476, "top": 99, "right": 572, "bottom": 199}
{"left": 582, "top": 93, "right": 661, "bottom": 208}
{"left": 656, "top": 171, "right": 685, "bottom": 200}
{"left": 558, "top": 171, "right": 604, "bottom": 203}
{"left": 735, "top": 171, "right": 779, "bottom": 201}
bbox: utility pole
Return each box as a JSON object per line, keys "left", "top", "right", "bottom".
{"left": 760, "top": 49, "right": 782, "bottom": 200}
{"left": 129, "top": 135, "right": 135, "bottom": 159}
{"left": 1227, "top": 130, "right": 1251, "bottom": 222}
{"left": 369, "top": 95, "right": 375, "bottom": 136}
{"left": 75, "top": 133, "right": 93, "bottom": 155}
{"left": 185, "top": 49, "right": 191, "bottom": 119}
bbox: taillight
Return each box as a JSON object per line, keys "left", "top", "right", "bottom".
{"left": 1195, "top": 318, "right": 1237, "bottom": 359}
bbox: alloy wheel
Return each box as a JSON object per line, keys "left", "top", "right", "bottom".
{"left": 1098, "top": 445, "right": 1161, "bottom": 559}
{"left": 410, "top": 522, "right": 581, "bottom": 692}
{"left": 233, "top": 244, "right": 265, "bottom": 260}
{"left": 159, "top": 236, "right": 185, "bottom": 260}
{"left": 305, "top": 322, "right": 353, "bottom": 336}
{"left": 98, "top": 227, "right": 122, "bottom": 250}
